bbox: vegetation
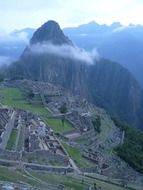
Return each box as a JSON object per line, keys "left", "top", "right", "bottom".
{"left": 59, "top": 103, "right": 68, "bottom": 127}
{"left": 0, "top": 165, "right": 138, "bottom": 190}
{"left": 30, "top": 172, "right": 87, "bottom": 190}
{"left": 0, "top": 87, "right": 73, "bottom": 134}
{"left": 30, "top": 171, "right": 134, "bottom": 190}
{"left": 112, "top": 118, "right": 143, "bottom": 173}
{"left": 0, "top": 87, "right": 49, "bottom": 116}
{"left": 75, "top": 136, "right": 87, "bottom": 144}
{"left": 6, "top": 129, "right": 18, "bottom": 150}
{"left": 27, "top": 89, "right": 34, "bottom": 99}
{"left": 62, "top": 143, "right": 95, "bottom": 168}
{"left": 44, "top": 117, "right": 73, "bottom": 134}
{"left": 92, "top": 116, "right": 101, "bottom": 133}
{"left": 0, "top": 166, "right": 43, "bottom": 188}
{"left": 59, "top": 103, "right": 67, "bottom": 114}
{"left": 17, "top": 125, "right": 25, "bottom": 151}
{"left": 99, "top": 115, "right": 114, "bottom": 143}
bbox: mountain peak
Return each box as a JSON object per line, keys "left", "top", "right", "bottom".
{"left": 110, "top": 22, "right": 122, "bottom": 28}
{"left": 30, "top": 20, "right": 72, "bottom": 45}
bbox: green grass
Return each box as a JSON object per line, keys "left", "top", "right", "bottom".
{"left": 62, "top": 143, "right": 95, "bottom": 168}
{"left": 0, "top": 87, "right": 49, "bottom": 116}
{"left": 30, "top": 171, "right": 135, "bottom": 190}
{"left": 30, "top": 171, "right": 87, "bottom": 190}
{"left": 0, "top": 87, "right": 73, "bottom": 134}
{"left": 17, "top": 125, "right": 25, "bottom": 151}
{"left": 44, "top": 117, "right": 73, "bottom": 134}
{"left": 0, "top": 165, "right": 138, "bottom": 190}
{"left": 6, "top": 129, "right": 18, "bottom": 150}
{"left": 0, "top": 166, "right": 42, "bottom": 188}
{"left": 99, "top": 115, "right": 113, "bottom": 142}
{"left": 85, "top": 174, "right": 142, "bottom": 190}
{"left": 75, "top": 136, "right": 87, "bottom": 144}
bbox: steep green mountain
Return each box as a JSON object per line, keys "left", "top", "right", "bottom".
{"left": 9, "top": 20, "right": 143, "bottom": 129}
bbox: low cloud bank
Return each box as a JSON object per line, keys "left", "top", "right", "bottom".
{"left": 30, "top": 42, "right": 99, "bottom": 64}
{"left": 0, "top": 56, "right": 14, "bottom": 66}
{"left": 0, "top": 30, "right": 29, "bottom": 43}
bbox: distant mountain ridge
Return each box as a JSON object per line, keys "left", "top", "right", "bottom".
{"left": 8, "top": 20, "right": 143, "bottom": 129}
{"left": 63, "top": 22, "right": 143, "bottom": 87}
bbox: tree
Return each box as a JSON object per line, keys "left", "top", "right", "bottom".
{"left": 61, "top": 115, "right": 65, "bottom": 127}
{"left": 59, "top": 103, "right": 67, "bottom": 114}
{"left": 92, "top": 116, "right": 101, "bottom": 133}
{"left": 59, "top": 103, "right": 67, "bottom": 127}
{"left": 93, "top": 182, "right": 97, "bottom": 190}
{"left": 27, "top": 90, "right": 34, "bottom": 99}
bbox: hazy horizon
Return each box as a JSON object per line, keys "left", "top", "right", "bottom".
{"left": 0, "top": 0, "right": 143, "bottom": 32}
{"left": 2, "top": 20, "right": 143, "bottom": 35}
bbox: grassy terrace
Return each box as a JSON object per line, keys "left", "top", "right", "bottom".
{"left": 0, "top": 87, "right": 73, "bottom": 134}
{"left": 0, "top": 166, "right": 45, "bottom": 188}
{"left": 99, "top": 115, "right": 113, "bottom": 142}
{"left": 0, "top": 166, "right": 139, "bottom": 190}
{"left": 6, "top": 129, "right": 18, "bottom": 150}
{"left": 17, "top": 125, "right": 25, "bottom": 151}
{"left": 44, "top": 117, "right": 73, "bottom": 134}
{"left": 75, "top": 136, "right": 87, "bottom": 144}
{"left": 30, "top": 171, "right": 135, "bottom": 190}
{"left": 30, "top": 171, "right": 87, "bottom": 190}
{"left": 0, "top": 87, "right": 49, "bottom": 116}
{"left": 62, "top": 142, "right": 96, "bottom": 169}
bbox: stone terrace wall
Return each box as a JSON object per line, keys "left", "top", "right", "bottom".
{"left": 0, "top": 149, "right": 20, "bottom": 160}
{"left": 22, "top": 150, "right": 69, "bottom": 165}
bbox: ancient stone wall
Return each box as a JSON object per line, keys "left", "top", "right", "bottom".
{"left": 22, "top": 150, "right": 69, "bottom": 165}
{"left": 0, "top": 149, "right": 20, "bottom": 160}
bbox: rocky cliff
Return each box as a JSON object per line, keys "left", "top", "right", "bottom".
{"left": 9, "top": 20, "right": 143, "bottom": 128}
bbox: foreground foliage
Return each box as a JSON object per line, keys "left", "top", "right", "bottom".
{"left": 113, "top": 118, "right": 143, "bottom": 173}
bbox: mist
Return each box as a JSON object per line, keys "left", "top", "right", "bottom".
{"left": 0, "top": 56, "right": 14, "bottom": 66}
{"left": 0, "top": 29, "right": 29, "bottom": 43}
{"left": 30, "top": 42, "right": 99, "bottom": 64}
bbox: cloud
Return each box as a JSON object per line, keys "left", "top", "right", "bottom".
{"left": 112, "top": 26, "right": 127, "bottom": 33}
{"left": 0, "top": 29, "right": 29, "bottom": 43}
{"left": 13, "top": 31, "right": 29, "bottom": 43}
{"left": 1, "top": 0, "right": 143, "bottom": 31}
{"left": 0, "top": 56, "right": 14, "bottom": 66}
{"left": 112, "top": 25, "right": 138, "bottom": 33}
{"left": 29, "top": 42, "right": 99, "bottom": 64}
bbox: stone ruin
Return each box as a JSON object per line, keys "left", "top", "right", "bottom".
{"left": 0, "top": 107, "right": 70, "bottom": 167}
{"left": 0, "top": 108, "right": 11, "bottom": 140}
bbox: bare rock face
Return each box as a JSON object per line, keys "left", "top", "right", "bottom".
{"left": 30, "top": 20, "right": 73, "bottom": 45}
{"left": 9, "top": 20, "right": 143, "bottom": 129}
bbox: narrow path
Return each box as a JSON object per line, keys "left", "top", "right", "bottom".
{"left": 69, "top": 157, "right": 81, "bottom": 174}
{"left": 23, "top": 167, "right": 60, "bottom": 190}
{"left": 23, "top": 167, "right": 48, "bottom": 187}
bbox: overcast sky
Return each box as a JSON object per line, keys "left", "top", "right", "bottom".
{"left": 0, "top": 0, "right": 143, "bottom": 32}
